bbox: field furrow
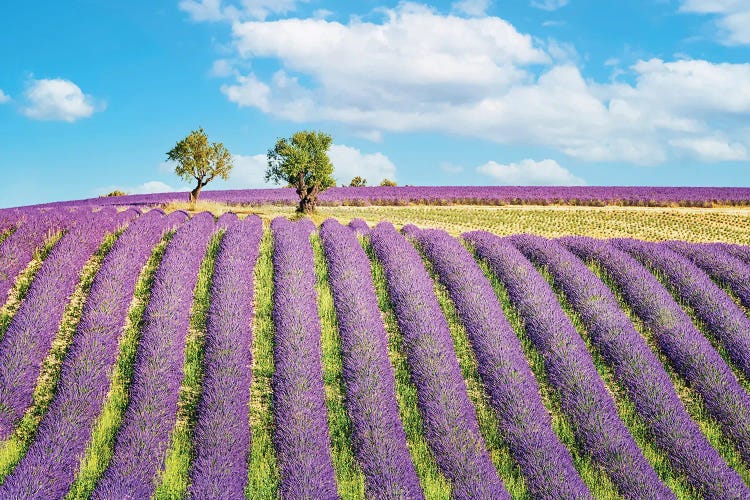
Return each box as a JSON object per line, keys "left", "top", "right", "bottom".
{"left": 369, "top": 222, "right": 508, "bottom": 499}
{"left": 465, "top": 231, "right": 669, "bottom": 499}
{"left": 92, "top": 212, "right": 214, "bottom": 498}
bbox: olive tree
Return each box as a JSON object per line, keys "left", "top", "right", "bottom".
{"left": 167, "top": 127, "right": 233, "bottom": 203}
{"left": 349, "top": 176, "right": 367, "bottom": 187}
{"left": 266, "top": 130, "right": 335, "bottom": 213}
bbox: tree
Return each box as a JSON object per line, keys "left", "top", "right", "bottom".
{"left": 101, "top": 190, "right": 126, "bottom": 197}
{"left": 349, "top": 176, "right": 367, "bottom": 187}
{"left": 379, "top": 178, "right": 397, "bottom": 187}
{"left": 266, "top": 130, "right": 335, "bottom": 214}
{"left": 167, "top": 127, "right": 233, "bottom": 203}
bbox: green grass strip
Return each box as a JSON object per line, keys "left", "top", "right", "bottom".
{"left": 419, "top": 252, "right": 529, "bottom": 499}
{"left": 0, "top": 229, "right": 121, "bottom": 481}
{"left": 472, "top": 252, "right": 622, "bottom": 500}
{"left": 589, "top": 261, "right": 750, "bottom": 487}
{"left": 66, "top": 232, "right": 172, "bottom": 499}
{"left": 311, "top": 234, "right": 366, "bottom": 499}
{"left": 246, "top": 228, "right": 279, "bottom": 499}
{"left": 153, "top": 231, "right": 223, "bottom": 498}
{"left": 363, "top": 238, "right": 451, "bottom": 499}
{"left": 0, "top": 226, "right": 15, "bottom": 247}
{"left": 537, "top": 267, "right": 699, "bottom": 499}
{"left": 0, "top": 231, "right": 63, "bottom": 344}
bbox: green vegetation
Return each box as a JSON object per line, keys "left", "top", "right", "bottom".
{"left": 167, "top": 127, "right": 233, "bottom": 203}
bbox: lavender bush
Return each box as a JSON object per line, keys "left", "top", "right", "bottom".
{"left": 370, "top": 222, "right": 508, "bottom": 499}
{"left": 270, "top": 217, "right": 338, "bottom": 498}
{"left": 464, "top": 231, "right": 668, "bottom": 499}
{"left": 563, "top": 237, "right": 750, "bottom": 466}
{"left": 319, "top": 219, "right": 422, "bottom": 499}
{"left": 715, "top": 243, "right": 750, "bottom": 266}
{"left": 93, "top": 212, "right": 215, "bottom": 498}
{"left": 188, "top": 215, "right": 263, "bottom": 499}
{"left": 0, "top": 207, "right": 135, "bottom": 440}
{"left": 412, "top": 227, "right": 590, "bottom": 499}
{"left": 615, "top": 239, "right": 750, "bottom": 380}
{"left": 512, "top": 234, "right": 747, "bottom": 497}
{"left": 347, "top": 218, "right": 370, "bottom": 235}
{"left": 0, "top": 209, "right": 186, "bottom": 497}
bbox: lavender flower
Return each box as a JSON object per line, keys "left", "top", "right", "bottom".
{"left": 93, "top": 212, "right": 215, "bottom": 498}
{"left": 464, "top": 231, "right": 668, "bottom": 500}
{"left": 319, "top": 219, "right": 422, "bottom": 499}
{"left": 370, "top": 222, "right": 508, "bottom": 500}
{"left": 270, "top": 217, "right": 338, "bottom": 498}
{"left": 413, "top": 227, "right": 590, "bottom": 499}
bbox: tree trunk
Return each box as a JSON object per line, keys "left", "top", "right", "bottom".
{"left": 190, "top": 181, "right": 203, "bottom": 203}
{"left": 297, "top": 193, "right": 317, "bottom": 214}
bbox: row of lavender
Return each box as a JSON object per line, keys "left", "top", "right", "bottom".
{"left": 9, "top": 185, "right": 750, "bottom": 210}
{"left": 1, "top": 208, "right": 750, "bottom": 498}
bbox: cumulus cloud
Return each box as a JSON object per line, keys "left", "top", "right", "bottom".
{"left": 531, "top": 0, "right": 569, "bottom": 11}
{"left": 328, "top": 145, "right": 397, "bottom": 185}
{"left": 477, "top": 159, "right": 585, "bottom": 185}
{"left": 451, "top": 0, "right": 491, "bottom": 17}
{"left": 669, "top": 136, "right": 747, "bottom": 162}
{"left": 0, "top": 89, "right": 9, "bottom": 104}
{"left": 680, "top": 0, "right": 750, "bottom": 45}
{"left": 217, "top": 153, "right": 275, "bottom": 188}
{"left": 210, "top": 3, "right": 750, "bottom": 165}
{"left": 22, "top": 78, "right": 101, "bottom": 122}
{"left": 179, "top": 0, "right": 304, "bottom": 22}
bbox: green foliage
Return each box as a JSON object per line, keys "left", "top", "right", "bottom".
{"left": 101, "top": 190, "right": 126, "bottom": 197}
{"left": 379, "top": 179, "right": 397, "bottom": 187}
{"left": 266, "top": 131, "right": 335, "bottom": 213}
{"left": 348, "top": 177, "right": 367, "bottom": 187}
{"left": 167, "top": 127, "right": 233, "bottom": 202}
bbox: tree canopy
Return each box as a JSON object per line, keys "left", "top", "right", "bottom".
{"left": 349, "top": 176, "right": 367, "bottom": 187}
{"left": 167, "top": 127, "right": 233, "bottom": 202}
{"left": 379, "top": 178, "right": 397, "bottom": 187}
{"left": 266, "top": 130, "right": 335, "bottom": 213}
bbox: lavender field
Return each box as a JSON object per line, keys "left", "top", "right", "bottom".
{"left": 0, "top": 194, "right": 749, "bottom": 499}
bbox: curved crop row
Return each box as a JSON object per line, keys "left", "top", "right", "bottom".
{"left": 412, "top": 227, "right": 589, "bottom": 499}
{"left": 0, "top": 209, "right": 185, "bottom": 497}
{"left": 0, "top": 208, "right": 135, "bottom": 440}
{"left": 512, "top": 234, "right": 746, "bottom": 497}
{"left": 0, "top": 208, "right": 82, "bottom": 303}
{"left": 715, "top": 243, "right": 750, "bottom": 265}
{"left": 270, "top": 217, "right": 338, "bottom": 498}
{"left": 93, "top": 212, "right": 215, "bottom": 498}
{"left": 188, "top": 215, "right": 263, "bottom": 498}
{"left": 464, "top": 231, "right": 668, "bottom": 499}
{"left": 562, "top": 237, "right": 750, "bottom": 467}
{"left": 369, "top": 222, "right": 508, "bottom": 499}
{"left": 347, "top": 218, "right": 370, "bottom": 235}
{"left": 666, "top": 241, "right": 750, "bottom": 310}
{"left": 319, "top": 219, "right": 422, "bottom": 499}
{"left": 614, "top": 239, "right": 750, "bottom": 381}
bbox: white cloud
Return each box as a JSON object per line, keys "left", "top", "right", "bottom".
{"left": 210, "top": 59, "right": 235, "bottom": 77}
{"left": 477, "top": 159, "right": 585, "bottom": 185}
{"left": 680, "top": 0, "right": 750, "bottom": 45}
{"left": 216, "top": 153, "right": 275, "bottom": 188}
{"left": 669, "top": 136, "right": 747, "bottom": 161}
{"left": 179, "top": 0, "right": 304, "bottom": 22}
{"left": 22, "top": 78, "right": 101, "bottom": 122}
{"left": 531, "top": 0, "right": 569, "bottom": 11}
{"left": 210, "top": 4, "right": 750, "bottom": 165}
{"left": 451, "top": 0, "right": 491, "bottom": 17}
{"left": 441, "top": 162, "right": 465, "bottom": 174}
{"left": 97, "top": 180, "right": 180, "bottom": 196}
{"left": 328, "top": 144, "right": 397, "bottom": 185}
{"left": 0, "top": 89, "right": 9, "bottom": 104}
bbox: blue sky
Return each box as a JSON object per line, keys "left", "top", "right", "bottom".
{"left": 1, "top": 0, "right": 749, "bottom": 208}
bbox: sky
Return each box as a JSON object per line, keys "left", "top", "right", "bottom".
{"left": 1, "top": 0, "right": 749, "bottom": 208}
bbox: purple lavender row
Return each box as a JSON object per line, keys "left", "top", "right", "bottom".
{"left": 0, "top": 208, "right": 82, "bottom": 303}
{"left": 512, "top": 234, "right": 746, "bottom": 497}
{"left": 412, "top": 227, "right": 590, "bottom": 499}
{"left": 188, "top": 215, "right": 263, "bottom": 499}
{"left": 347, "top": 218, "right": 370, "bottom": 235}
{"left": 93, "top": 212, "right": 215, "bottom": 498}
{"left": 319, "top": 219, "right": 422, "bottom": 499}
{"left": 614, "top": 239, "right": 750, "bottom": 381}
{"left": 666, "top": 241, "right": 750, "bottom": 310}
{"left": 370, "top": 222, "right": 508, "bottom": 499}
{"left": 715, "top": 243, "right": 750, "bottom": 266}
{"left": 464, "top": 231, "right": 668, "bottom": 499}
{"left": 270, "top": 217, "right": 338, "bottom": 498}
{"left": 562, "top": 237, "right": 750, "bottom": 466}
{"left": 40, "top": 186, "right": 750, "bottom": 210}
{"left": 0, "top": 207, "right": 137, "bottom": 440}
{"left": 0, "top": 209, "right": 186, "bottom": 497}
